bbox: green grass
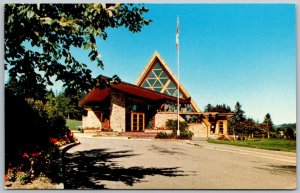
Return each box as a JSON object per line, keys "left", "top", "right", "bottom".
{"left": 207, "top": 138, "right": 296, "bottom": 152}
{"left": 66, "top": 119, "right": 82, "bottom": 130}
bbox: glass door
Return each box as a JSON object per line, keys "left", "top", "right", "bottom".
{"left": 131, "top": 113, "right": 145, "bottom": 131}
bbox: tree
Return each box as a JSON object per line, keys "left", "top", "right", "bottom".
{"left": 56, "top": 89, "right": 85, "bottom": 120}
{"left": 262, "top": 113, "right": 273, "bottom": 139}
{"left": 5, "top": 4, "right": 151, "bottom": 95}
{"left": 229, "top": 102, "right": 246, "bottom": 139}
{"left": 204, "top": 103, "right": 232, "bottom": 113}
{"left": 5, "top": 76, "right": 48, "bottom": 101}
{"left": 204, "top": 104, "right": 213, "bottom": 112}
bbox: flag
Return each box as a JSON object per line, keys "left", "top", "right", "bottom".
{"left": 176, "top": 16, "right": 179, "bottom": 50}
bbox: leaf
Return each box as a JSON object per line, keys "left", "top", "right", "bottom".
{"left": 41, "top": 17, "right": 52, "bottom": 25}
{"left": 84, "top": 43, "right": 91, "bottom": 50}
{"left": 27, "top": 10, "right": 35, "bottom": 19}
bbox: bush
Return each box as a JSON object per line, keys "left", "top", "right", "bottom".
{"left": 165, "top": 119, "right": 189, "bottom": 132}
{"left": 5, "top": 89, "right": 74, "bottom": 184}
{"left": 155, "top": 132, "right": 169, "bottom": 139}
{"left": 178, "top": 131, "right": 194, "bottom": 140}
{"left": 16, "top": 171, "right": 31, "bottom": 185}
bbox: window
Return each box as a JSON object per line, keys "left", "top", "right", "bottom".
{"left": 219, "top": 121, "right": 223, "bottom": 134}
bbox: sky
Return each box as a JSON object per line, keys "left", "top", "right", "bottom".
{"left": 5, "top": 4, "right": 296, "bottom": 125}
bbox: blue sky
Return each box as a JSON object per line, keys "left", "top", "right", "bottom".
{"left": 6, "top": 4, "right": 296, "bottom": 125}
{"left": 86, "top": 4, "right": 296, "bottom": 125}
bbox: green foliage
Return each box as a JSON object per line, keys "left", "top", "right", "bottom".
{"left": 178, "top": 130, "right": 194, "bottom": 140}
{"left": 155, "top": 132, "right": 169, "bottom": 139}
{"left": 5, "top": 76, "right": 48, "bottom": 101}
{"left": 56, "top": 89, "right": 85, "bottom": 120}
{"left": 261, "top": 113, "right": 274, "bottom": 139}
{"left": 5, "top": 88, "right": 67, "bottom": 176}
{"left": 228, "top": 102, "right": 246, "bottom": 135}
{"left": 163, "top": 119, "right": 194, "bottom": 139}
{"left": 285, "top": 128, "right": 295, "bottom": 140}
{"left": 204, "top": 103, "right": 232, "bottom": 113}
{"left": 5, "top": 4, "right": 151, "bottom": 93}
{"left": 146, "top": 119, "right": 154, "bottom": 129}
{"left": 165, "top": 119, "right": 189, "bottom": 132}
{"left": 16, "top": 171, "right": 31, "bottom": 185}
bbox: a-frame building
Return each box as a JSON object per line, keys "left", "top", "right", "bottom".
{"left": 79, "top": 51, "right": 233, "bottom": 137}
{"left": 136, "top": 51, "right": 200, "bottom": 113}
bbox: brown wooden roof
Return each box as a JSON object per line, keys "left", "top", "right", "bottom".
{"left": 79, "top": 81, "right": 191, "bottom": 107}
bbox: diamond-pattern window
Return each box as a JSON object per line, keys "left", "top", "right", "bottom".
{"left": 153, "top": 63, "right": 162, "bottom": 70}
{"left": 160, "top": 79, "right": 168, "bottom": 85}
{"left": 160, "top": 71, "right": 168, "bottom": 78}
{"left": 154, "top": 80, "right": 162, "bottom": 87}
{"left": 153, "top": 87, "right": 161, "bottom": 92}
{"left": 147, "top": 79, "right": 156, "bottom": 85}
{"left": 167, "top": 89, "right": 175, "bottom": 96}
{"left": 140, "top": 62, "right": 185, "bottom": 98}
{"left": 142, "top": 81, "right": 150, "bottom": 88}
{"left": 167, "top": 81, "right": 176, "bottom": 89}
{"left": 154, "top": 70, "right": 163, "bottom": 77}
{"left": 148, "top": 71, "right": 156, "bottom": 78}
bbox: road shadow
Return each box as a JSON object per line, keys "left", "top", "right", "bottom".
{"left": 63, "top": 148, "right": 186, "bottom": 189}
{"left": 149, "top": 145, "right": 186, "bottom": 155}
{"left": 255, "top": 164, "right": 296, "bottom": 175}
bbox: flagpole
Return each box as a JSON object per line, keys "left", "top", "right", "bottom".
{"left": 176, "top": 16, "right": 180, "bottom": 137}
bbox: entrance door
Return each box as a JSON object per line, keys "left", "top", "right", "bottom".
{"left": 131, "top": 113, "right": 145, "bottom": 131}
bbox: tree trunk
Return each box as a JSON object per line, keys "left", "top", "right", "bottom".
{"left": 267, "top": 132, "right": 270, "bottom": 139}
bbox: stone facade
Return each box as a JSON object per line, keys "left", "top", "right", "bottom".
{"left": 188, "top": 123, "right": 208, "bottom": 137}
{"left": 154, "top": 112, "right": 184, "bottom": 128}
{"left": 109, "top": 90, "right": 126, "bottom": 132}
{"left": 82, "top": 108, "right": 102, "bottom": 130}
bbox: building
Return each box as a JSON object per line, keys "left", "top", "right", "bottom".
{"left": 79, "top": 51, "right": 233, "bottom": 137}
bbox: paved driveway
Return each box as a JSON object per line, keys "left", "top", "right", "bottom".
{"left": 63, "top": 137, "right": 296, "bottom": 189}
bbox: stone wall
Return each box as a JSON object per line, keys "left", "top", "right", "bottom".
{"left": 82, "top": 108, "right": 101, "bottom": 130}
{"left": 154, "top": 112, "right": 184, "bottom": 128}
{"left": 109, "top": 90, "right": 126, "bottom": 132}
{"left": 188, "top": 123, "right": 208, "bottom": 137}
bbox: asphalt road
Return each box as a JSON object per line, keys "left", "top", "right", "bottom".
{"left": 63, "top": 137, "right": 296, "bottom": 189}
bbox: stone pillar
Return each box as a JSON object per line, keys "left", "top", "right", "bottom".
{"left": 215, "top": 122, "right": 219, "bottom": 135}
{"left": 110, "top": 91, "right": 126, "bottom": 132}
{"left": 223, "top": 120, "right": 228, "bottom": 135}
{"left": 82, "top": 108, "right": 101, "bottom": 129}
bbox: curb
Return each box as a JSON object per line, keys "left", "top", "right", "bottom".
{"left": 55, "top": 141, "right": 81, "bottom": 189}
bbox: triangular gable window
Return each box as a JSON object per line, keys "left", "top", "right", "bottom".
{"left": 140, "top": 61, "right": 185, "bottom": 98}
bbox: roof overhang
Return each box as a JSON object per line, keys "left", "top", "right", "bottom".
{"left": 79, "top": 81, "right": 190, "bottom": 107}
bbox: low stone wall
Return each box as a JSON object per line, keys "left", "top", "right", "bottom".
{"left": 188, "top": 123, "right": 208, "bottom": 138}
{"left": 154, "top": 112, "right": 184, "bottom": 128}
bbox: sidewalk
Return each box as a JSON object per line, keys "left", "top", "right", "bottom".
{"left": 186, "top": 139, "right": 296, "bottom": 164}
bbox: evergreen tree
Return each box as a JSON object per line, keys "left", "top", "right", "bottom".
{"left": 229, "top": 102, "right": 246, "bottom": 139}
{"left": 262, "top": 113, "right": 273, "bottom": 139}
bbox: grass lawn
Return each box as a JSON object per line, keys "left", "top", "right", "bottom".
{"left": 207, "top": 138, "right": 296, "bottom": 152}
{"left": 66, "top": 119, "right": 82, "bottom": 130}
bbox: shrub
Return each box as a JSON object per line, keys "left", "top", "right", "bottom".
{"left": 165, "top": 119, "right": 189, "bottom": 132}
{"left": 178, "top": 131, "right": 194, "bottom": 140}
{"left": 146, "top": 119, "right": 154, "bottom": 129}
{"left": 155, "top": 132, "right": 169, "bottom": 139}
{"left": 7, "top": 168, "right": 17, "bottom": 182}
{"left": 16, "top": 171, "right": 31, "bottom": 185}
